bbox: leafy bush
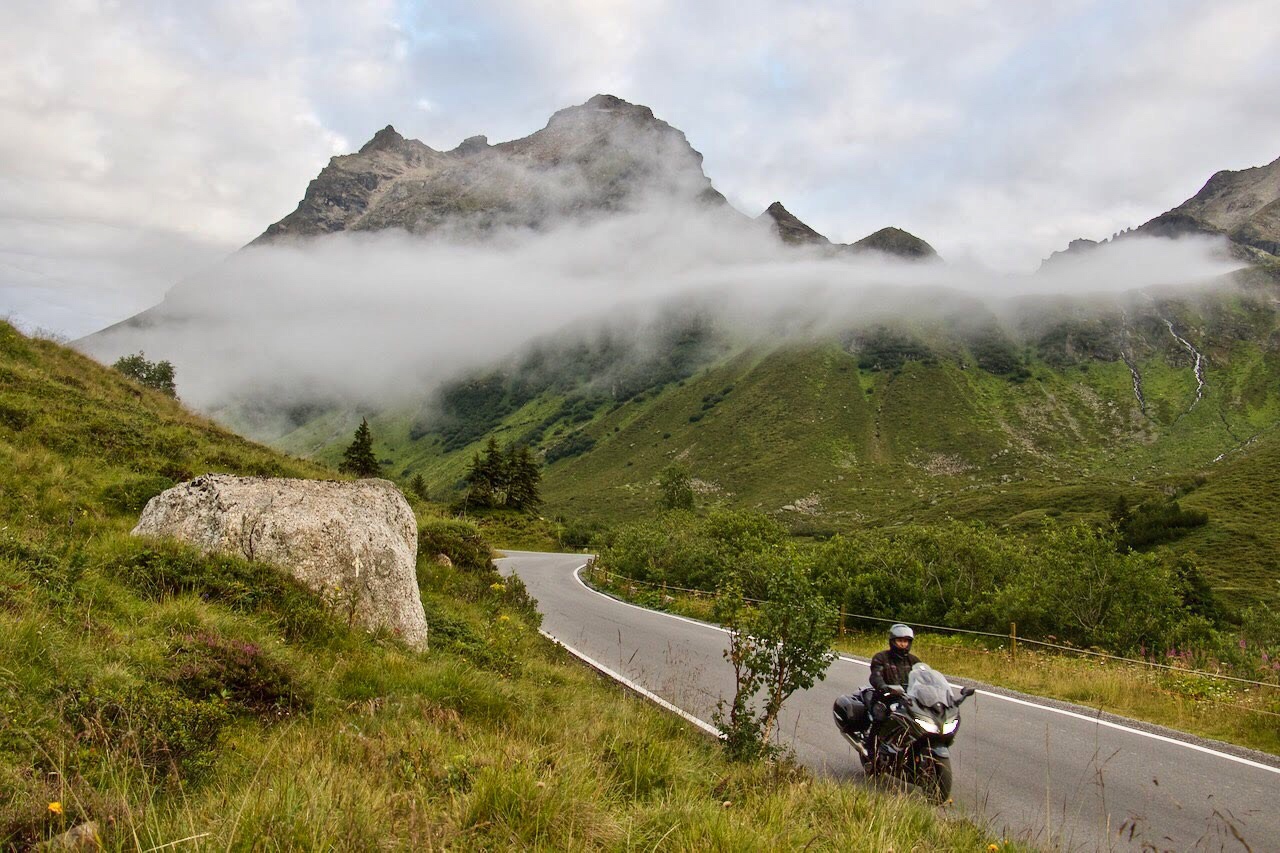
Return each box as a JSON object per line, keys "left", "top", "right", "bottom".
{"left": 1112, "top": 496, "right": 1208, "bottom": 549}
{"left": 600, "top": 510, "right": 786, "bottom": 593}
{"left": 658, "top": 464, "right": 694, "bottom": 511}
{"left": 419, "top": 518, "right": 493, "bottom": 570}
{"left": 166, "top": 631, "right": 310, "bottom": 717}
{"left": 852, "top": 326, "right": 935, "bottom": 371}
{"left": 556, "top": 517, "right": 603, "bottom": 549}
{"left": 545, "top": 431, "right": 595, "bottom": 463}
{"left": 714, "top": 558, "right": 836, "bottom": 759}
{"left": 995, "top": 523, "right": 1185, "bottom": 651}
{"left": 0, "top": 399, "right": 32, "bottom": 431}
{"left": 112, "top": 352, "right": 177, "bottom": 397}
{"left": 63, "top": 683, "right": 230, "bottom": 780}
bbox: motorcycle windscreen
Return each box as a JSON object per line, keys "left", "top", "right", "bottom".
{"left": 906, "top": 663, "right": 952, "bottom": 707}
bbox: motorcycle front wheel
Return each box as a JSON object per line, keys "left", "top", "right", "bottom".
{"left": 915, "top": 756, "right": 952, "bottom": 804}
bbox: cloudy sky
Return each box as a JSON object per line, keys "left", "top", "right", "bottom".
{"left": 2, "top": 0, "right": 1278, "bottom": 338}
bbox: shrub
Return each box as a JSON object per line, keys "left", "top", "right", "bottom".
{"left": 658, "top": 464, "right": 694, "bottom": 511}
{"left": 419, "top": 519, "right": 493, "bottom": 570}
{"left": 545, "top": 432, "right": 595, "bottom": 463}
{"left": 714, "top": 559, "right": 836, "bottom": 759}
{"left": 112, "top": 352, "right": 177, "bottom": 397}
{"left": 63, "top": 683, "right": 230, "bottom": 780}
{"left": 1112, "top": 496, "right": 1208, "bottom": 549}
{"left": 166, "top": 631, "right": 310, "bottom": 717}
{"left": 996, "top": 523, "right": 1184, "bottom": 652}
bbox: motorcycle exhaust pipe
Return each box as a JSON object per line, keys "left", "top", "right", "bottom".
{"left": 840, "top": 731, "right": 869, "bottom": 760}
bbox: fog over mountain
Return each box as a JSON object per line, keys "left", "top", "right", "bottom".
{"left": 75, "top": 95, "right": 1263, "bottom": 413}
{"left": 78, "top": 217, "right": 1239, "bottom": 410}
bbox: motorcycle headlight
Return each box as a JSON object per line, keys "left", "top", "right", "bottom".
{"left": 913, "top": 714, "right": 940, "bottom": 734}
{"left": 942, "top": 718, "right": 959, "bottom": 735}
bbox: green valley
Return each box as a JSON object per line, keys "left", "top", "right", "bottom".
{"left": 260, "top": 272, "right": 1280, "bottom": 609}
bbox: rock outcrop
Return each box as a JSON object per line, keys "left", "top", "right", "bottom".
{"left": 1136, "top": 155, "right": 1280, "bottom": 261}
{"left": 845, "top": 226, "right": 938, "bottom": 260}
{"left": 254, "top": 93, "right": 728, "bottom": 243}
{"left": 760, "top": 201, "right": 831, "bottom": 247}
{"left": 132, "top": 475, "right": 427, "bottom": 650}
{"left": 759, "top": 201, "right": 939, "bottom": 259}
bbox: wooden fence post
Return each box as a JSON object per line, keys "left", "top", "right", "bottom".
{"left": 1010, "top": 622, "right": 1018, "bottom": 661}
{"left": 839, "top": 611, "right": 846, "bottom": 637}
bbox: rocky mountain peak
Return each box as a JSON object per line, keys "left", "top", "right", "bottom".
{"left": 1136, "top": 154, "right": 1280, "bottom": 260}
{"left": 452, "top": 135, "right": 490, "bottom": 156}
{"left": 846, "top": 227, "right": 938, "bottom": 260}
{"left": 254, "top": 95, "right": 727, "bottom": 243}
{"left": 760, "top": 201, "right": 830, "bottom": 246}
{"left": 359, "top": 125, "right": 407, "bottom": 154}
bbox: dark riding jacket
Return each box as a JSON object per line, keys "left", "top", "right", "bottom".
{"left": 869, "top": 648, "right": 920, "bottom": 692}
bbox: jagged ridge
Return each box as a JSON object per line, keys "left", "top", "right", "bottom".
{"left": 256, "top": 94, "right": 728, "bottom": 242}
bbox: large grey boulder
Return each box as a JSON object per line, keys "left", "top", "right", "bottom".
{"left": 132, "top": 475, "right": 427, "bottom": 650}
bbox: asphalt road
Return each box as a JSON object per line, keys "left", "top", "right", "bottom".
{"left": 497, "top": 550, "right": 1280, "bottom": 852}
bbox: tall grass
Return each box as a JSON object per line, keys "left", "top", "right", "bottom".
{"left": 0, "top": 321, "right": 1006, "bottom": 850}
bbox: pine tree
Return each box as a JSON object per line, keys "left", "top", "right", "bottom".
{"left": 409, "top": 473, "right": 429, "bottom": 500}
{"left": 481, "top": 437, "right": 509, "bottom": 505}
{"left": 463, "top": 446, "right": 496, "bottom": 508}
{"left": 506, "top": 444, "right": 542, "bottom": 511}
{"left": 339, "top": 418, "right": 381, "bottom": 478}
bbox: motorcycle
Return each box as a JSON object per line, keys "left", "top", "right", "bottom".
{"left": 833, "top": 663, "right": 975, "bottom": 803}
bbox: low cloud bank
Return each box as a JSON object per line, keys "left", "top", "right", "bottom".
{"left": 78, "top": 204, "right": 1243, "bottom": 410}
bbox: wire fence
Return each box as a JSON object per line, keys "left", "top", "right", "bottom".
{"left": 584, "top": 563, "right": 1280, "bottom": 694}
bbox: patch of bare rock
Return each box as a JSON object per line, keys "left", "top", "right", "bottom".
{"left": 132, "top": 475, "right": 427, "bottom": 650}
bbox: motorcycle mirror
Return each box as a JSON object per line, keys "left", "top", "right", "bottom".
{"left": 888, "top": 685, "right": 905, "bottom": 695}
{"left": 960, "top": 686, "right": 976, "bottom": 697}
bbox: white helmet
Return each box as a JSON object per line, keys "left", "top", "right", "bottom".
{"left": 889, "top": 623, "right": 915, "bottom": 647}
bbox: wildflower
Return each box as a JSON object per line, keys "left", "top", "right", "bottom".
{"left": 988, "top": 845, "right": 1000, "bottom": 852}
{"left": 497, "top": 614, "right": 510, "bottom": 623}
{"left": 490, "top": 583, "right": 506, "bottom": 593}
{"left": 1239, "top": 637, "right": 1248, "bottom": 651}
{"left": 48, "top": 802, "right": 63, "bottom": 815}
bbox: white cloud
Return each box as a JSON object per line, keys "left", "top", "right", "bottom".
{"left": 2, "top": 0, "right": 1277, "bottom": 337}
{"left": 77, "top": 201, "right": 1241, "bottom": 411}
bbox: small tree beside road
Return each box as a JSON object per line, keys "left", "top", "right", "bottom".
{"left": 713, "top": 556, "right": 837, "bottom": 760}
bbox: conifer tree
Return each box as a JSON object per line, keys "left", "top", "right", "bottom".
{"left": 409, "top": 473, "right": 429, "bottom": 500}
{"left": 506, "top": 444, "right": 542, "bottom": 511}
{"left": 339, "top": 418, "right": 381, "bottom": 478}
{"left": 462, "top": 438, "right": 541, "bottom": 511}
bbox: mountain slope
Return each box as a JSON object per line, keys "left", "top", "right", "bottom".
{"left": 265, "top": 274, "right": 1280, "bottom": 607}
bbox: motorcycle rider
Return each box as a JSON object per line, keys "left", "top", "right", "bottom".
{"left": 867, "top": 623, "right": 920, "bottom": 728}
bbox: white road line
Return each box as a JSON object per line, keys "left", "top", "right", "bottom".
{"left": 537, "top": 628, "right": 722, "bottom": 738}
{"left": 562, "top": 562, "right": 1280, "bottom": 777}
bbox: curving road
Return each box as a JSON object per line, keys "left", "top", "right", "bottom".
{"left": 498, "top": 550, "right": 1280, "bottom": 852}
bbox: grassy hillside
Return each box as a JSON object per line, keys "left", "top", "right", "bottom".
{"left": 0, "top": 322, "right": 999, "bottom": 849}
